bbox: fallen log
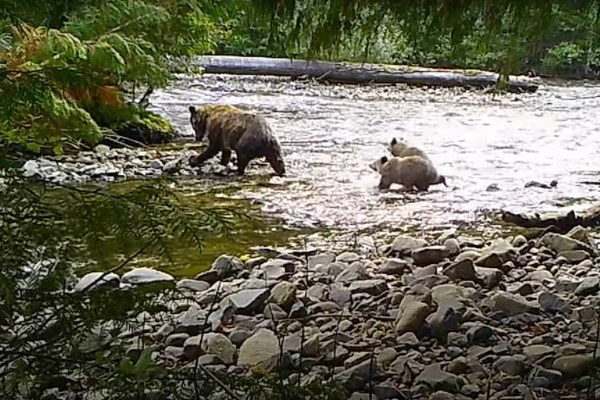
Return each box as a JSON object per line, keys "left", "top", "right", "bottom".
{"left": 192, "top": 55, "right": 540, "bottom": 94}
{"left": 501, "top": 206, "right": 600, "bottom": 234}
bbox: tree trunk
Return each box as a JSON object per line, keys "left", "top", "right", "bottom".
{"left": 193, "top": 55, "right": 539, "bottom": 94}
{"left": 501, "top": 205, "right": 600, "bottom": 233}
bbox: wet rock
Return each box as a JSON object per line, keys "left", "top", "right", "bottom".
{"left": 523, "top": 345, "right": 555, "bottom": 363}
{"left": 349, "top": 279, "right": 388, "bottom": 296}
{"left": 431, "top": 284, "right": 466, "bottom": 316}
{"left": 121, "top": 268, "right": 174, "bottom": 286}
{"left": 261, "top": 258, "right": 295, "bottom": 279}
{"left": 475, "top": 266, "right": 503, "bottom": 288}
{"left": 228, "top": 328, "right": 252, "bottom": 346}
{"left": 447, "top": 356, "right": 468, "bottom": 375}
{"left": 391, "top": 235, "right": 429, "bottom": 255}
{"left": 202, "top": 333, "right": 236, "bottom": 364}
{"left": 176, "top": 279, "right": 210, "bottom": 292}
{"left": 575, "top": 276, "right": 600, "bottom": 296}
{"left": 193, "top": 270, "right": 220, "bottom": 284}
{"left": 245, "top": 256, "right": 267, "bottom": 269}
{"left": 474, "top": 253, "right": 503, "bottom": 269}
{"left": 329, "top": 286, "right": 352, "bottom": 307}
{"left": 489, "top": 292, "right": 539, "bottom": 316}
{"left": 394, "top": 297, "right": 430, "bottom": 333}
{"left": 429, "top": 391, "right": 457, "bottom": 400}
{"left": 552, "top": 355, "right": 593, "bottom": 378}
{"left": 222, "top": 288, "right": 270, "bottom": 315}
{"left": 411, "top": 246, "right": 450, "bottom": 266}
{"left": 94, "top": 144, "right": 110, "bottom": 155}
{"left": 337, "top": 251, "right": 360, "bottom": 263}
{"left": 443, "top": 239, "right": 461, "bottom": 257}
{"left": 211, "top": 255, "right": 244, "bottom": 279}
{"left": 540, "top": 232, "right": 591, "bottom": 253}
{"left": 379, "top": 258, "right": 410, "bottom": 275}
{"left": 415, "top": 363, "right": 459, "bottom": 393}
{"left": 165, "top": 333, "right": 189, "bottom": 347}
{"left": 335, "top": 262, "right": 369, "bottom": 283}
{"left": 373, "top": 380, "right": 403, "bottom": 399}
{"left": 571, "top": 305, "right": 597, "bottom": 323}
{"left": 376, "top": 348, "right": 398, "bottom": 370}
{"left": 175, "top": 305, "right": 208, "bottom": 336}
{"left": 460, "top": 384, "right": 479, "bottom": 397}
{"left": 397, "top": 332, "right": 419, "bottom": 345}
{"left": 237, "top": 328, "right": 280, "bottom": 371}
{"left": 538, "top": 291, "right": 571, "bottom": 314}
{"left": 494, "top": 355, "right": 527, "bottom": 376}
{"left": 558, "top": 250, "right": 589, "bottom": 263}
{"left": 289, "top": 300, "right": 308, "bottom": 318}
{"left": 74, "top": 272, "right": 120, "bottom": 292}
{"left": 183, "top": 335, "right": 203, "bottom": 360}
{"left": 466, "top": 324, "right": 493, "bottom": 344}
{"left": 307, "top": 253, "right": 335, "bottom": 270}
{"left": 268, "top": 281, "right": 297, "bottom": 310}
{"left": 455, "top": 250, "right": 481, "bottom": 262}
{"left": 427, "top": 306, "right": 459, "bottom": 343}
{"left": 529, "top": 368, "right": 561, "bottom": 390}
{"left": 343, "top": 352, "right": 371, "bottom": 369}
{"left": 264, "top": 303, "right": 287, "bottom": 320}
{"left": 333, "top": 358, "right": 384, "bottom": 391}
{"left": 443, "top": 259, "right": 477, "bottom": 283}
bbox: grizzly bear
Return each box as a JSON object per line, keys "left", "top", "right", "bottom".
{"left": 387, "top": 137, "right": 430, "bottom": 160}
{"left": 188, "top": 104, "right": 286, "bottom": 176}
{"left": 369, "top": 155, "right": 447, "bottom": 191}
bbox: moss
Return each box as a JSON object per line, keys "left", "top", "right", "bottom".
{"left": 108, "top": 111, "right": 177, "bottom": 147}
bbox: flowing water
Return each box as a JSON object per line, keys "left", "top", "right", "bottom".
{"left": 151, "top": 74, "right": 600, "bottom": 237}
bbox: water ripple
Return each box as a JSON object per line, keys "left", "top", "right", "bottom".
{"left": 151, "top": 74, "right": 600, "bottom": 231}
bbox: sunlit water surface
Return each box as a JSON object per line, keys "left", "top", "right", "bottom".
{"left": 150, "top": 74, "right": 600, "bottom": 234}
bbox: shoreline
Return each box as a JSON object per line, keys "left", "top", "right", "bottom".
{"left": 64, "top": 224, "right": 600, "bottom": 399}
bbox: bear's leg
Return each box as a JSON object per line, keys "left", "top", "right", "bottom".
{"left": 189, "top": 143, "right": 219, "bottom": 166}
{"left": 265, "top": 153, "right": 286, "bottom": 176}
{"left": 378, "top": 178, "right": 392, "bottom": 190}
{"left": 220, "top": 149, "right": 232, "bottom": 166}
{"left": 236, "top": 153, "right": 251, "bottom": 176}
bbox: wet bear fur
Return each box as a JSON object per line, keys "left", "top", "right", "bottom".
{"left": 387, "top": 137, "right": 429, "bottom": 160}
{"left": 369, "top": 155, "right": 447, "bottom": 191}
{"left": 188, "top": 104, "right": 286, "bottom": 176}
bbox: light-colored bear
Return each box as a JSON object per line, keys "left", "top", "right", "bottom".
{"left": 386, "top": 137, "right": 430, "bottom": 160}
{"left": 369, "top": 155, "right": 447, "bottom": 191}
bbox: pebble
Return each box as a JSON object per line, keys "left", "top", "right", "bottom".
{"left": 40, "top": 217, "right": 600, "bottom": 398}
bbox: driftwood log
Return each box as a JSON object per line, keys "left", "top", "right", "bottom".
{"left": 502, "top": 206, "right": 600, "bottom": 234}
{"left": 193, "top": 55, "right": 540, "bottom": 94}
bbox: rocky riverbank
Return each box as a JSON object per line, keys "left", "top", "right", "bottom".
{"left": 19, "top": 144, "right": 229, "bottom": 185}
{"left": 74, "top": 225, "right": 600, "bottom": 399}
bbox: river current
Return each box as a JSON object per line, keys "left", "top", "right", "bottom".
{"left": 150, "top": 74, "right": 600, "bottom": 234}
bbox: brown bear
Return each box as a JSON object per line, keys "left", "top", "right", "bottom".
{"left": 369, "top": 155, "right": 447, "bottom": 191}
{"left": 188, "top": 104, "right": 286, "bottom": 176}
{"left": 387, "top": 137, "right": 430, "bottom": 160}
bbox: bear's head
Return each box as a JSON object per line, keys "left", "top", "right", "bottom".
{"left": 369, "top": 155, "right": 388, "bottom": 172}
{"left": 387, "top": 137, "right": 408, "bottom": 157}
{"left": 189, "top": 105, "right": 208, "bottom": 142}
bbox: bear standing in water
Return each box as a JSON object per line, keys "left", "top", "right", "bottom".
{"left": 369, "top": 155, "right": 447, "bottom": 191}
{"left": 387, "top": 137, "right": 430, "bottom": 160}
{"left": 188, "top": 104, "right": 286, "bottom": 176}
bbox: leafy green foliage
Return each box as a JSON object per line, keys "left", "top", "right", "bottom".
{"left": 231, "top": 0, "right": 600, "bottom": 77}
{"left": 0, "top": 0, "right": 231, "bottom": 155}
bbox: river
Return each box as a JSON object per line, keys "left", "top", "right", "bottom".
{"left": 151, "top": 74, "right": 600, "bottom": 236}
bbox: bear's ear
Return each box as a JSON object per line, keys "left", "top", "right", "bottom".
{"left": 381, "top": 156, "right": 388, "bottom": 163}
{"left": 390, "top": 138, "right": 397, "bottom": 145}
{"left": 189, "top": 105, "right": 196, "bottom": 115}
